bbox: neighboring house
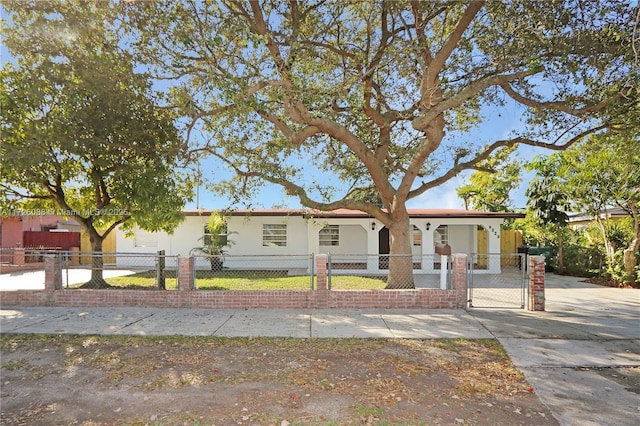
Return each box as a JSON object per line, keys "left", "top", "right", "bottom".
{"left": 568, "top": 207, "right": 630, "bottom": 232}
{"left": 0, "top": 214, "right": 82, "bottom": 265}
{"left": 0, "top": 215, "right": 77, "bottom": 248}
{"left": 116, "top": 208, "right": 524, "bottom": 273}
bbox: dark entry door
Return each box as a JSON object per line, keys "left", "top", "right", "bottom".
{"left": 378, "top": 227, "right": 390, "bottom": 269}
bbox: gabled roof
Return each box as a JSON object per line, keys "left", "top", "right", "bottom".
{"left": 184, "top": 208, "right": 525, "bottom": 219}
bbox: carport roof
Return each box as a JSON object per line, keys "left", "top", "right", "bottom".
{"left": 184, "top": 208, "right": 525, "bottom": 219}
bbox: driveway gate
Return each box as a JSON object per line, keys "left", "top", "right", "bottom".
{"left": 467, "top": 253, "right": 527, "bottom": 309}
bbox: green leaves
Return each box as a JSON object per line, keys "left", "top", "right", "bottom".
{"left": 1, "top": 0, "right": 192, "bottom": 242}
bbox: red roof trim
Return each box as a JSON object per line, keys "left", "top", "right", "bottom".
{"left": 184, "top": 208, "right": 525, "bottom": 219}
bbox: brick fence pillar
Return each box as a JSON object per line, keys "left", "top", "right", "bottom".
{"left": 452, "top": 253, "right": 468, "bottom": 308}
{"left": 528, "top": 255, "right": 545, "bottom": 311}
{"left": 178, "top": 256, "right": 194, "bottom": 291}
{"left": 316, "top": 254, "right": 328, "bottom": 309}
{"left": 44, "top": 254, "right": 62, "bottom": 292}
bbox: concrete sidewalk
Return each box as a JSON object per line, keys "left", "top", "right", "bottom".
{"left": 1, "top": 274, "right": 639, "bottom": 426}
{"left": 0, "top": 307, "right": 492, "bottom": 339}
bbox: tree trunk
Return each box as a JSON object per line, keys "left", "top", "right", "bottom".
{"left": 556, "top": 224, "right": 565, "bottom": 274}
{"left": 79, "top": 230, "right": 111, "bottom": 289}
{"left": 622, "top": 209, "right": 640, "bottom": 285}
{"left": 623, "top": 247, "right": 638, "bottom": 285}
{"left": 385, "top": 210, "right": 415, "bottom": 289}
{"left": 596, "top": 217, "right": 616, "bottom": 268}
{"left": 623, "top": 201, "right": 640, "bottom": 285}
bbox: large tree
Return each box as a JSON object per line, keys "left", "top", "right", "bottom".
{"left": 0, "top": 1, "right": 193, "bottom": 288}
{"left": 125, "top": 0, "right": 634, "bottom": 288}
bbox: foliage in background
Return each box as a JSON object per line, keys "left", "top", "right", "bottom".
{"left": 560, "top": 132, "right": 640, "bottom": 286}
{"left": 457, "top": 146, "right": 521, "bottom": 212}
{"left": 525, "top": 154, "right": 571, "bottom": 273}
{"left": 519, "top": 134, "right": 639, "bottom": 285}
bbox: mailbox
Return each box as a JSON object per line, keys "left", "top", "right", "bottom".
{"left": 435, "top": 243, "right": 451, "bottom": 256}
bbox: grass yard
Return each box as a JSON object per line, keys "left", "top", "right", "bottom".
{"left": 72, "top": 269, "right": 387, "bottom": 290}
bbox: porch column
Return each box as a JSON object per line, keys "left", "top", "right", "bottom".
{"left": 366, "top": 222, "right": 379, "bottom": 272}
{"left": 424, "top": 223, "right": 435, "bottom": 271}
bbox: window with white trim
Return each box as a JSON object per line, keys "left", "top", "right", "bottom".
{"left": 134, "top": 228, "right": 158, "bottom": 248}
{"left": 319, "top": 225, "right": 339, "bottom": 246}
{"left": 263, "top": 224, "right": 287, "bottom": 247}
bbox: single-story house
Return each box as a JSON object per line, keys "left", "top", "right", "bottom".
{"left": 568, "top": 207, "right": 630, "bottom": 232}
{"left": 116, "top": 208, "right": 524, "bottom": 274}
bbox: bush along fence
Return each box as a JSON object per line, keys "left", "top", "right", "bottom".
{"left": 0, "top": 251, "right": 547, "bottom": 311}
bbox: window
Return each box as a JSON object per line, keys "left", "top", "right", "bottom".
{"left": 203, "top": 225, "right": 228, "bottom": 247}
{"left": 134, "top": 228, "right": 158, "bottom": 248}
{"left": 412, "top": 225, "right": 422, "bottom": 246}
{"left": 319, "top": 225, "right": 339, "bottom": 246}
{"left": 434, "top": 225, "right": 448, "bottom": 245}
{"left": 263, "top": 224, "right": 287, "bottom": 247}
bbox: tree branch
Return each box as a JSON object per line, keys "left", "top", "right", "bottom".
{"left": 207, "top": 148, "right": 392, "bottom": 222}
{"left": 0, "top": 185, "right": 50, "bottom": 200}
{"left": 409, "top": 123, "right": 611, "bottom": 200}
{"left": 428, "top": 1, "right": 485, "bottom": 84}
{"left": 412, "top": 69, "right": 537, "bottom": 131}
{"left": 500, "top": 82, "right": 631, "bottom": 117}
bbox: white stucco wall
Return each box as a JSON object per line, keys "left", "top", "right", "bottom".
{"left": 115, "top": 215, "right": 211, "bottom": 267}
{"left": 115, "top": 213, "right": 505, "bottom": 272}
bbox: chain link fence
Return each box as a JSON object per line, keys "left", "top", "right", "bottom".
{"left": 0, "top": 247, "right": 66, "bottom": 267}
{"left": 61, "top": 251, "right": 179, "bottom": 289}
{"left": 0, "top": 248, "right": 56, "bottom": 290}
{"left": 2, "top": 248, "right": 457, "bottom": 292}
{"left": 468, "top": 253, "right": 526, "bottom": 308}
{"left": 192, "top": 254, "right": 315, "bottom": 290}
{"left": 327, "top": 254, "right": 451, "bottom": 289}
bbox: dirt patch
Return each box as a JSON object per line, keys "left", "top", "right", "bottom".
{"left": 0, "top": 335, "right": 557, "bottom": 425}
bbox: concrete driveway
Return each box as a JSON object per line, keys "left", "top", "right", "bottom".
{"left": 468, "top": 274, "right": 640, "bottom": 426}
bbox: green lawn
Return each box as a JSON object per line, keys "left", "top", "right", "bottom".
{"left": 73, "top": 270, "right": 387, "bottom": 290}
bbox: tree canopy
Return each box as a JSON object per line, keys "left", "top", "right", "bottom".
{"left": 0, "top": 0, "right": 193, "bottom": 287}
{"left": 122, "top": 0, "right": 635, "bottom": 287}
{"left": 456, "top": 146, "right": 521, "bottom": 212}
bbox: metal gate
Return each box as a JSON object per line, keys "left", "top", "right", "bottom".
{"left": 467, "top": 253, "right": 527, "bottom": 309}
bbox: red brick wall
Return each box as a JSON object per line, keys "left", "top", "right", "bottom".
{"left": 1, "top": 254, "right": 468, "bottom": 310}
{"left": 1, "top": 288, "right": 467, "bottom": 310}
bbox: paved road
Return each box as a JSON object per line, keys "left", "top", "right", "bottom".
{"left": 1, "top": 274, "right": 639, "bottom": 425}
